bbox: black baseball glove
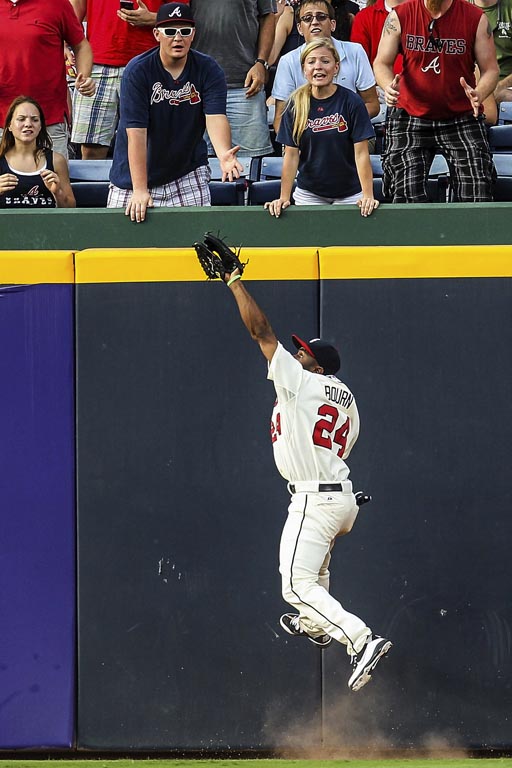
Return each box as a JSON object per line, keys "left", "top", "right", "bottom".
{"left": 193, "top": 232, "right": 247, "bottom": 281}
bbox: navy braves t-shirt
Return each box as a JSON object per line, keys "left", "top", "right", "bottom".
{"left": 277, "top": 85, "right": 375, "bottom": 199}
{"left": 110, "top": 47, "right": 227, "bottom": 189}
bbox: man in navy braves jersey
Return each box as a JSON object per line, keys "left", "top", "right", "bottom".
{"left": 373, "top": 0, "right": 499, "bottom": 202}
{"left": 108, "top": 2, "right": 242, "bottom": 221}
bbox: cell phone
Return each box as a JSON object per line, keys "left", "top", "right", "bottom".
{"left": 120, "top": 0, "right": 135, "bottom": 9}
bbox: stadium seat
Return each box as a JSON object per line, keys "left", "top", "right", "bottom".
{"left": 498, "top": 101, "right": 512, "bottom": 125}
{"left": 247, "top": 180, "right": 286, "bottom": 205}
{"left": 71, "top": 181, "right": 110, "bottom": 207}
{"left": 248, "top": 155, "right": 285, "bottom": 182}
{"left": 209, "top": 180, "right": 246, "bottom": 205}
{"left": 488, "top": 125, "right": 512, "bottom": 152}
{"left": 68, "top": 159, "right": 113, "bottom": 181}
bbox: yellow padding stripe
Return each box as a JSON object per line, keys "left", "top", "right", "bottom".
{"left": 320, "top": 245, "right": 512, "bottom": 279}
{"left": 0, "top": 251, "right": 74, "bottom": 284}
{"left": 74, "top": 247, "right": 319, "bottom": 283}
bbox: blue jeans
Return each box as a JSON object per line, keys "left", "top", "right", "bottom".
{"left": 206, "top": 89, "right": 273, "bottom": 157}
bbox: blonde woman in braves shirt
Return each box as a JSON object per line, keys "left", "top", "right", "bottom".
{"left": 265, "top": 38, "right": 379, "bottom": 217}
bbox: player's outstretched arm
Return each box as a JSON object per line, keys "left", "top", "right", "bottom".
{"left": 225, "top": 271, "right": 278, "bottom": 362}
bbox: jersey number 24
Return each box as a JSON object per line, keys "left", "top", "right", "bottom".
{"left": 271, "top": 405, "right": 350, "bottom": 459}
{"left": 312, "top": 404, "right": 350, "bottom": 458}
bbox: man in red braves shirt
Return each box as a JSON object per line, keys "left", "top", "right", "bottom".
{"left": 70, "top": 0, "right": 180, "bottom": 159}
{"left": 374, "top": 0, "right": 499, "bottom": 201}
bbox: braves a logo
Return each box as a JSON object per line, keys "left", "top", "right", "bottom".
{"left": 168, "top": 6, "right": 183, "bottom": 16}
{"left": 421, "top": 56, "right": 441, "bottom": 74}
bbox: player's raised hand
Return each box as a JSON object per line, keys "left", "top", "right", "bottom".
{"left": 460, "top": 76, "right": 481, "bottom": 117}
{"left": 220, "top": 146, "right": 243, "bottom": 182}
{"left": 384, "top": 73, "right": 401, "bottom": 107}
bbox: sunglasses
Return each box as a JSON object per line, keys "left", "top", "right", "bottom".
{"left": 427, "top": 19, "right": 443, "bottom": 51}
{"left": 299, "top": 12, "right": 330, "bottom": 23}
{"left": 158, "top": 26, "right": 194, "bottom": 37}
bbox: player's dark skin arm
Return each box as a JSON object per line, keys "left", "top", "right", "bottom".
{"left": 225, "top": 271, "right": 278, "bottom": 362}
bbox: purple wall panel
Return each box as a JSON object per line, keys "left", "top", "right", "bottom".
{"left": 0, "top": 283, "right": 75, "bottom": 748}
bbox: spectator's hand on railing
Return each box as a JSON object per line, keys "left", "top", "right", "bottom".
{"left": 244, "top": 62, "right": 268, "bottom": 98}
{"left": 460, "top": 77, "right": 482, "bottom": 118}
{"left": 383, "top": 74, "right": 401, "bottom": 108}
{"left": 75, "top": 73, "right": 96, "bottom": 97}
{"left": 264, "top": 198, "right": 290, "bottom": 218}
{"left": 125, "top": 189, "right": 154, "bottom": 223}
{"left": 220, "top": 146, "right": 243, "bottom": 182}
{"left": 357, "top": 197, "right": 380, "bottom": 217}
{"left": 118, "top": 0, "right": 155, "bottom": 27}
{"left": 0, "top": 173, "right": 18, "bottom": 195}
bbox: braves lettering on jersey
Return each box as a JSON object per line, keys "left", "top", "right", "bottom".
{"left": 277, "top": 85, "right": 374, "bottom": 198}
{"left": 110, "top": 47, "right": 226, "bottom": 189}
{"left": 395, "top": 0, "right": 482, "bottom": 119}
{"left": 268, "top": 343, "right": 360, "bottom": 483}
{"left": 0, "top": 151, "right": 55, "bottom": 208}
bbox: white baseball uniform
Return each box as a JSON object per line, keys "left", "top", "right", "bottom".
{"left": 268, "top": 342, "right": 372, "bottom": 654}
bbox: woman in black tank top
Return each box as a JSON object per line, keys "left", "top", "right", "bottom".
{"left": 0, "top": 95, "right": 75, "bottom": 208}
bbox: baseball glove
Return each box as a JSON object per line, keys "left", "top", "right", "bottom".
{"left": 193, "top": 232, "right": 247, "bottom": 281}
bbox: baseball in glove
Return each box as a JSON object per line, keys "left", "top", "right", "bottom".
{"left": 193, "top": 232, "right": 247, "bottom": 281}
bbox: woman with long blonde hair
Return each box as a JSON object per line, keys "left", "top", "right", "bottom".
{"left": 265, "top": 38, "right": 378, "bottom": 217}
{"left": 0, "top": 96, "right": 75, "bottom": 208}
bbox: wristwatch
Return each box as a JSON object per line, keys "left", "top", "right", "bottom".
{"left": 255, "top": 58, "right": 270, "bottom": 70}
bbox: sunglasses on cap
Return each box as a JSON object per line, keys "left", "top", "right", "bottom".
{"left": 158, "top": 26, "right": 194, "bottom": 36}
{"left": 299, "top": 11, "right": 330, "bottom": 23}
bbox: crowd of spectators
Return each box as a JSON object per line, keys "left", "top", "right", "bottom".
{"left": 1, "top": 0, "right": 511, "bottom": 211}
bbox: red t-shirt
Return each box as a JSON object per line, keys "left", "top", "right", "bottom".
{"left": 0, "top": 0, "right": 85, "bottom": 125}
{"left": 350, "top": 0, "right": 403, "bottom": 73}
{"left": 85, "top": 0, "right": 188, "bottom": 66}
{"left": 395, "top": 0, "right": 483, "bottom": 119}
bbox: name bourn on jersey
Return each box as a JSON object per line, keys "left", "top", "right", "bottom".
{"left": 324, "top": 384, "right": 353, "bottom": 408}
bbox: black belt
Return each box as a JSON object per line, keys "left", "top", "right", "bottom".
{"left": 289, "top": 483, "right": 343, "bottom": 494}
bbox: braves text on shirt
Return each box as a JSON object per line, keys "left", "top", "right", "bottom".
{"left": 151, "top": 81, "right": 202, "bottom": 106}
{"left": 306, "top": 112, "right": 348, "bottom": 132}
{"left": 404, "top": 35, "right": 467, "bottom": 53}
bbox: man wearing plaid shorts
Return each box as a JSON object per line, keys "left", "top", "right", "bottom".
{"left": 374, "top": 0, "right": 500, "bottom": 202}
{"left": 108, "top": 3, "right": 242, "bottom": 221}
{"left": 70, "top": 0, "right": 167, "bottom": 160}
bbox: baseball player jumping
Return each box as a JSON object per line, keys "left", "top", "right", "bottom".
{"left": 222, "top": 265, "right": 392, "bottom": 692}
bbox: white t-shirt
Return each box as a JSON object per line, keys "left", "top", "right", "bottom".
{"left": 267, "top": 343, "right": 360, "bottom": 483}
{"left": 271, "top": 38, "right": 375, "bottom": 103}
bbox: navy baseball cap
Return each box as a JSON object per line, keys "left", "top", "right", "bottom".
{"left": 155, "top": 3, "right": 195, "bottom": 27}
{"left": 292, "top": 335, "right": 340, "bottom": 374}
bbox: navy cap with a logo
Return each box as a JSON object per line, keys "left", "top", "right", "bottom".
{"left": 155, "top": 3, "right": 195, "bottom": 27}
{"left": 292, "top": 335, "right": 341, "bottom": 375}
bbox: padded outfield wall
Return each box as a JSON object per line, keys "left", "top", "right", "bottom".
{"left": 1, "top": 205, "right": 512, "bottom": 752}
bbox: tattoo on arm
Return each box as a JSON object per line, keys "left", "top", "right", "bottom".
{"left": 486, "top": 20, "right": 493, "bottom": 37}
{"left": 383, "top": 14, "right": 399, "bottom": 35}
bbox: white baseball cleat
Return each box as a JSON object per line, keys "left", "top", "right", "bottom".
{"left": 348, "top": 636, "right": 393, "bottom": 691}
{"left": 280, "top": 613, "right": 332, "bottom": 648}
